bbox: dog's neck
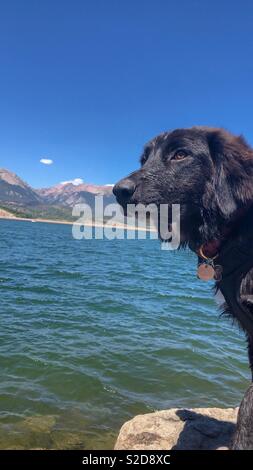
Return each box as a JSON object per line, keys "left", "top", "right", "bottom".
{"left": 196, "top": 203, "right": 253, "bottom": 260}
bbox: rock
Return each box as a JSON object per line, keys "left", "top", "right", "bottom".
{"left": 114, "top": 408, "right": 238, "bottom": 450}
{"left": 22, "top": 415, "right": 57, "bottom": 433}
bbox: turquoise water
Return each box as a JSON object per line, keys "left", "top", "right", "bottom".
{"left": 0, "top": 219, "right": 250, "bottom": 449}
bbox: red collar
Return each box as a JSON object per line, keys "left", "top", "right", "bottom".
{"left": 197, "top": 205, "right": 252, "bottom": 260}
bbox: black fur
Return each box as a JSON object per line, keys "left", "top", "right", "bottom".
{"left": 233, "top": 384, "right": 253, "bottom": 449}
{"left": 113, "top": 126, "right": 253, "bottom": 449}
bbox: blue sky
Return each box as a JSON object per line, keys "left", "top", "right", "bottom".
{"left": 0, "top": 0, "right": 253, "bottom": 188}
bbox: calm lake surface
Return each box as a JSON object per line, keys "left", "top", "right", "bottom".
{"left": 0, "top": 219, "right": 250, "bottom": 449}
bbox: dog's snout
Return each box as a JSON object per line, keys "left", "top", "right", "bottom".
{"left": 113, "top": 178, "right": 136, "bottom": 202}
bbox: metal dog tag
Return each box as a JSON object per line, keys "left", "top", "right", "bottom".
{"left": 197, "top": 263, "right": 215, "bottom": 281}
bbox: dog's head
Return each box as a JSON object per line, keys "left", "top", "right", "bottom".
{"left": 113, "top": 127, "right": 253, "bottom": 247}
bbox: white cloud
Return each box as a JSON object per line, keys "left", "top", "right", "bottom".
{"left": 61, "top": 178, "right": 84, "bottom": 186}
{"left": 105, "top": 184, "right": 114, "bottom": 187}
{"left": 40, "top": 158, "right": 53, "bottom": 165}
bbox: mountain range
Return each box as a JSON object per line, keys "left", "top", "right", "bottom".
{"left": 0, "top": 168, "right": 116, "bottom": 221}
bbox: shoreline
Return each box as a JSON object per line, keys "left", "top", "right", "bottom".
{"left": 0, "top": 214, "right": 157, "bottom": 233}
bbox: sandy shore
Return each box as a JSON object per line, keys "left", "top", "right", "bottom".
{"left": 0, "top": 213, "right": 157, "bottom": 233}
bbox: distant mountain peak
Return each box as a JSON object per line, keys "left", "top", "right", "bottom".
{"left": 0, "top": 168, "right": 31, "bottom": 189}
{"left": 36, "top": 179, "right": 114, "bottom": 206}
{"left": 0, "top": 168, "right": 115, "bottom": 220}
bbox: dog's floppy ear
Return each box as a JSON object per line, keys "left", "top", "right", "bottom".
{"left": 205, "top": 129, "right": 253, "bottom": 220}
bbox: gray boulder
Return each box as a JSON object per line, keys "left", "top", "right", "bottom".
{"left": 115, "top": 408, "right": 238, "bottom": 450}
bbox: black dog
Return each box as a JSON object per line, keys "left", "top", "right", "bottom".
{"left": 113, "top": 126, "right": 253, "bottom": 449}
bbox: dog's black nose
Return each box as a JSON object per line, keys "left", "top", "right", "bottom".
{"left": 113, "top": 178, "right": 136, "bottom": 202}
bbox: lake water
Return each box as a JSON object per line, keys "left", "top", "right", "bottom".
{"left": 0, "top": 219, "right": 250, "bottom": 449}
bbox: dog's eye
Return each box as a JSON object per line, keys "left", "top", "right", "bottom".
{"left": 172, "top": 150, "right": 189, "bottom": 161}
